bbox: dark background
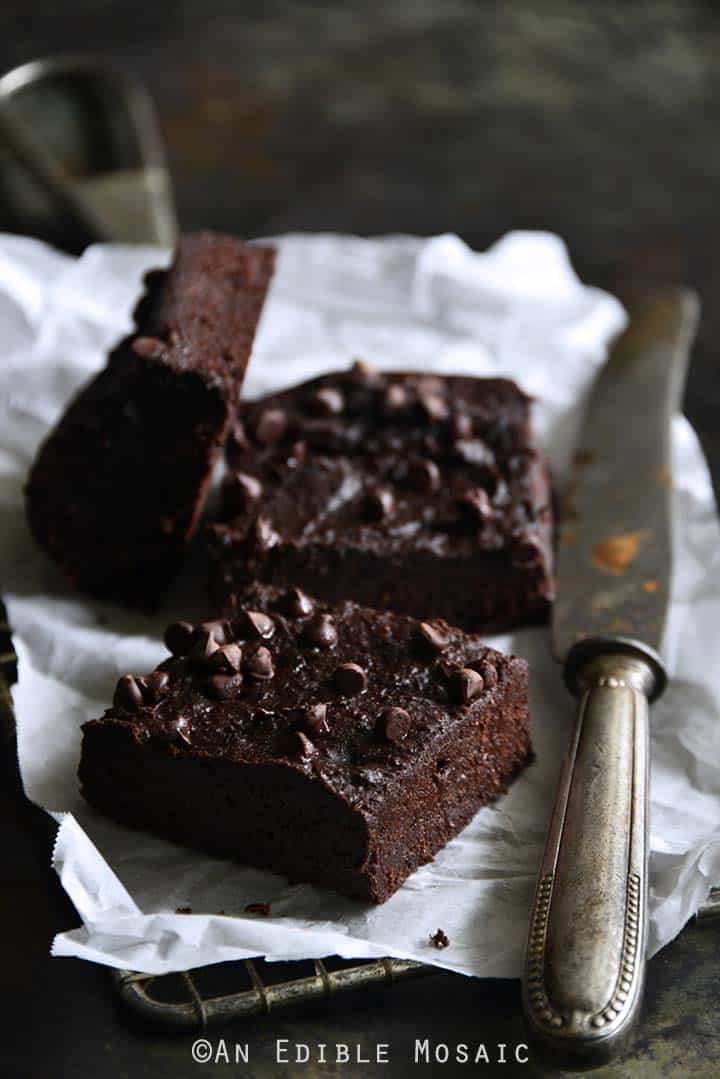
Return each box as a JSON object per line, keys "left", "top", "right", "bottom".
{"left": 2, "top": 2, "right": 720, "bottom": 1076}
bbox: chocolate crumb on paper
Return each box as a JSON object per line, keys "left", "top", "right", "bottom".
{"left": 429, "top": 928, "right": 450, "bottom": 949}
{"left": 245, "top": 902, "right": 271, "bottom": 917}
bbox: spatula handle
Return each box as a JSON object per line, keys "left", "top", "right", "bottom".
{"left": 522, "top": 643, "right": 661, "bottom": 1063}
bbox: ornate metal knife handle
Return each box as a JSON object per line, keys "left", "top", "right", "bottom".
{"left": 522, "top": 637, "right": 665, "bottom": 1064}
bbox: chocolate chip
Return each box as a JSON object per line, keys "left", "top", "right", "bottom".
{"left": 478, "top": 659, "right": 498, "bottom": 690}
{"left": 365, "top": 484, "right": 395, "bottom": 521}
{"left": 454, "top": 438, "right": 496, "bottom": 471}
{"left": 205, "top": 673, "right": 243, "bottom": 700}
{"left": 191, "top": 628, "right": 220, "bottom": 666}
{"left": 223, "top": 471, "right": 263, "bottom": 516}
{"left": 244, "top": 645, "right": 274, "bottom": 680}
{"left": 255, "top": 408, "right": 287, "bottom": 445}
{"left": 451, "top": 412, "right": 473, "bottom": 441}
{"left": 378, "top": 706, "right": 412, "bottom": 742}
{"left": 173, "top": 715, "right": 193, "bottom": 745}
{"left": 131, "top": 336, "right": 165, "bottom": 359}
{"left": 291, "top": 731, "right": 317, "bottom": 759}
{"left": 208, "top": 643, "right": 243, "bottom": 674}
{"left": 113, "top": 674, "right": 145, "bottom": 712}
{"left": 310, "top": 386, "right": 344, "bottom": 416}
{"left": 383, "top": 383, "right": 408, "bottom": 413}
{"left": 287, "top": 440, "right": 307, "bottom": 467}
{"left": 252, "top": 516, "right": 280, "bottom": 552}
{"left": 419, "top": 621, "right": 450, "bottom": 652}
{"left": 350, "top": 358, "right": 377, "bottom": 383}
{"left": 143, "top": 671, "right": 170, "bottom": 703}
{"left": 450, "top": 667, "right": 485, "bottom": 704}
{"left": 418, "top": 390, "right": 449, "bottom": 423}
{"left": 280, "top": 586, "right": 315, "bottom": 618}
{"left": 302, "top": 613, "right": 338, "bottom": 650}
{"left": 458, "top": 487, "right": 494, "bottom": 525}
{"left": 300, "top": 702, "right": 330, "bottom": 736}
{"left": 511, "top": 533, "right": 544, "bottom": 567}
{"left": 235, "top": 610, "right": 276, "bottom": 640}
{"left": 198, "top": 619, "right": 234, "bottom": 645}
{"left": 334, "top": 662, "right": 367, "bottom": 695}
{"left": 407, "top": 457, "right": 441, "bottom": 493}
{"left": 164, "top": 621, "right": 196, "bottom": 656}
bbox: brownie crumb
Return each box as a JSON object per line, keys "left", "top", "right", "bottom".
{"left": 176, "top": 906, "right": 192, "bottom": 914}
{"left": 245, "top": 902, "right": 271, "bottom": 917}
{"left": 429, "top": 928, "right": 450, "bottom": 949}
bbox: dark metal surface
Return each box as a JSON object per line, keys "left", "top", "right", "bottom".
{"left": 552, "top": 291, "right": 699, "bottom": 662}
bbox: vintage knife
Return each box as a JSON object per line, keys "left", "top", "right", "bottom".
{"left": 521, "top": 289, "right": 699, "bottom": 1062}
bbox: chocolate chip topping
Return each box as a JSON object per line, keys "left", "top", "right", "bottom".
{"left": 198, "top": 619, "right": 233, "bottom": 645}
{"left": 302, "top": 613, "right": 338, "bottom": 650}
{"left": 172, "top": 715, "right": 193, "bottom": 745}
{"left": 113, "top": 674, "right": 145, "bottom": 712}
{"left": 244, "top": 645, "right": 274, "bottom": 680}
{"left": 205, "top": 673, "right": 244, "bottom": 700}
{"left": 378, "top": 706, "right": 412, "bottom": 742}
{"left": 208, "top": 643, "right": 243, "bottom": 674}
{"left": 255, "top": 408, "right": 287, "bottom": 445}
{"left": 429, "top": 928, "right": 450, "bottom": 949}
{"left": 235, "top": 610, "right": 276, "bottom": 639}
{"left": 478, "top": 659, "right": 498, "bottom": 690}
{"left": 253, "top": 516, "right": 280, "bottom": 552}
{"left": 450, "top": 667, "right": 485, "bottom": 704}
{"left": 131, "top": 335, "right": 165, "bottom": 359}
{"left": 407, "top": 457, "right": 441, "bottom": 493}
{"left": 280, "top": 586, "right": 315, "bottom": 618}
{"left": 310, "top": 386, "right": 345, "bottom": 416}
{"left": 224, "top": 471, "right": 263, "bottom": 515}
{"left": 300, "top": 702, "right": 330, "bottom": 736}
{"left": 292, "top": 730, "right": 317, "bottom": 759}
{"left": 334, "top": 662, "right": 367, "bottom": 695}
{"left": 458, "top": 487, "right": 494, "bottom": 525}
{"left": 164, "top": 621, "right": 196, "bottom": 656}
{"left": 191, "top": 628, "right": 220, "bottom": 665}
{"left": 418, "top": 389, "right": 449, "bottom": 423}
{"left": 419, "top": 621, "right": 450, "bottom": 652}
{"left": 383, "top": 382, "right": 408, "bottom": 413}
{"left": 451, "top": 412, "right": 473, "bottom": 441}
{"left": 365, "top": 484, "right": 395, "bottom": 521}
{"left": 143, "top": 671, "right": 170, "bottom": 703}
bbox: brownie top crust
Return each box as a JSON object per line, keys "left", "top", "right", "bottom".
{"left": 86, "top": 582, "right": 526, "bottom": 813}
{"left": 215, "top": 363, "right": 550, "bottom": 565}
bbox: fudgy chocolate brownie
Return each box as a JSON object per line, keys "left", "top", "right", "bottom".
{"left": 26, "top": 232, "right": 275, "bottom": 606}
{"left": 209, "top": 364, "right": 553, "bottom": 631}
{"left": 79, "top": 583, "right": 531, "bottom": 903}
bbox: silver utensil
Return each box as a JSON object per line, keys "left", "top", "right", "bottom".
{"left": 522, "top": 290, "right": 699, "bottom": 1063}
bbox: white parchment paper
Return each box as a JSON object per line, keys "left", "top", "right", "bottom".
{"left": 2, "top": 231, "right": 720, "bottom": 978}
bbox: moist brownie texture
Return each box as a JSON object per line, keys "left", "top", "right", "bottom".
{"left": 209, "top": 364, "right": 553, "bottom": 632}
{"left": 79, "top": 583, "right": 531, "bottom": 903}
{"left": 26, "top": 232, "right": 275, "bottom": 606}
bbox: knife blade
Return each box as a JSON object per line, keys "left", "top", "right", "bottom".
{"left": 522, "top": 290, "right": 699, "bottom": 1064}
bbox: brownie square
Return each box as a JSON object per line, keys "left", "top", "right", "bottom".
{"left": 26, "top": 231, "right": 275, "bottom": 607}
{"left": 209, "top": 364, "right": 554, "bottom": 632}
{"left": 79, "top": 583, "right": 531, "bottom": 903}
